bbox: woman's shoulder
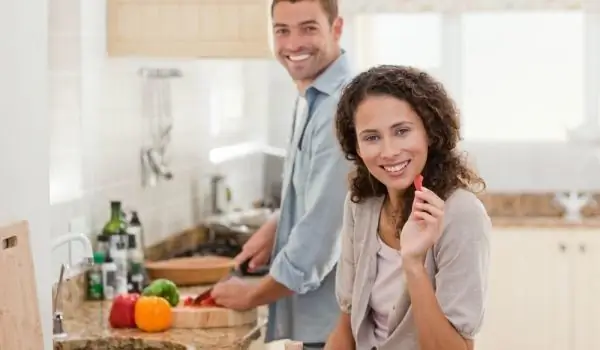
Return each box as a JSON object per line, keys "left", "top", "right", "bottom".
{"left": 444, "top": 188, "right": 489, "bottom": 219}
{"left": 439, "top": 188, "right": 492, "bottom": 245}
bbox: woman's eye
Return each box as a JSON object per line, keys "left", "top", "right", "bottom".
{"left": 396, "top": 128, "right": 409, "bottom": 136}
{"left": 364, "top": 135, "right": 379, "bottom": 142}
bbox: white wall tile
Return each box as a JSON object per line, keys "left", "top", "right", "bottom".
{"left": 49, "top": 0, "right": 269, "bottom": 269}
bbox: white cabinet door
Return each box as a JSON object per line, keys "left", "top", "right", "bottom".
{"left": 572, "top": 231, "right": 600, "bottom": 350}
{"left": 476, "top": 229, "right": 572, "bottom": 350}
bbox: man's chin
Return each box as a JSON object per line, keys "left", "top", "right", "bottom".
{"left": 287, "top": 70, "right": 317, "bottom": 83}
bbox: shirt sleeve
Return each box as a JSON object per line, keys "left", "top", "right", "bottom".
{"left": 335, "top": 192, "right": 355, "bottom": 314}
{"left": 269, "top": 113, "right": 351, "bottom": 294}
{"left": 434, "top": 191, "right": 492, "bottom": 339}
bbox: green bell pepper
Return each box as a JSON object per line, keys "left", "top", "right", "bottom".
{"left": 142, "top": 278, "right": 180, "bottom": 307}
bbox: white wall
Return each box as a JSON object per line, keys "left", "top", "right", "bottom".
{"left": 0, "top": 0, "right": 52, "bottom": 348}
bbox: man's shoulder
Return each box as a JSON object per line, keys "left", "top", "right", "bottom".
{"left": 312, "top": 73, "right": 355, "bottom": 123}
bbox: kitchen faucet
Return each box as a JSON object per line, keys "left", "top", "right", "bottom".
{"left": 51, "top": 233, "right": 94, "bottom": 338}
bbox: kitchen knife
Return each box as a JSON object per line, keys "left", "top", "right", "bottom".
{"left": 192, "top": 258, "right": 250, "bottom": 303}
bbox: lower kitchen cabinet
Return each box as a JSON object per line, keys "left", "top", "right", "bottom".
{"left": 476, "top": 228, "right": 600, "bottom": 350}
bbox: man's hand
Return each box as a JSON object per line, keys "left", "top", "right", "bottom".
{"left": 210, "top": 277, "right": 256, "bottom": 311}
{"left": 234, "top": 215, "right": 277, "bottom": 271}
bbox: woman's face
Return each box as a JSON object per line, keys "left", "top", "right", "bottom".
{"left": 355, "top": 94, "right": 429, "bottom": 194}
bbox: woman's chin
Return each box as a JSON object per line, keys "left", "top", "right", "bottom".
{"left": 379, "top": 172, "right": 413, "bottom": 193}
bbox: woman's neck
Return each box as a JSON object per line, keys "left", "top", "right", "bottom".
{"left": 386, "top": 189, "right": 404, "bottom": 213}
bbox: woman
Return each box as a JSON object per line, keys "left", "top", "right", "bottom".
{"left": 325, "top": 65, "right": 491, "bottom": 350}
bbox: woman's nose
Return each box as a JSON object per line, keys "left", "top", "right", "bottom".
{"left": 380, "top": 138, "right": 398, "bottom": 159}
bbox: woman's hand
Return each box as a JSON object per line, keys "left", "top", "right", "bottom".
{"left": 400, "top": 187, "right": 445, "bottom": 264}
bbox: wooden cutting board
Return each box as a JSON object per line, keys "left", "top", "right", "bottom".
{"left": 0, "top": 221, "right": 44, "bottom": 350}
{"left": 145, "top": 256, "right": 236, "bottom": 286}
{"left": 171, "top": 296, "right": 257, "bottom": 329}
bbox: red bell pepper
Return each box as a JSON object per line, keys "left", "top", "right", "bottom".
{"left": 109, "top": 293, "right": 140, "bottom": 328}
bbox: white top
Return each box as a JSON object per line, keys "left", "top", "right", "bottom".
{"left": 369, "top": 235, "right": 404, "bottom": 344}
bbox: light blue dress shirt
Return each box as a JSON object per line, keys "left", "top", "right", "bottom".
{"left": 266, "top": 50, "right": 355, "bottom": 344}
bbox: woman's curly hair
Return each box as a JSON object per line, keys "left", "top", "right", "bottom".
{"left": 335, "top": 65, "right": 486, "bottom": 222}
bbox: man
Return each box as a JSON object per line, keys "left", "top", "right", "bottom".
{"left": 210, "top": 0, "right": 353, "bottom": 348}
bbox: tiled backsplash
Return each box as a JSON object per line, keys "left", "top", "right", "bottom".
{"left": 48, "top": 0, "right": 269, "bottom": 279}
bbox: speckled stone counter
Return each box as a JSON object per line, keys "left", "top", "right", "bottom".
{"left": 491, "top": 217, "right": 600, "bottom": 229}
{"left": 53, "top": 284, "right": 265, "bottom": 350}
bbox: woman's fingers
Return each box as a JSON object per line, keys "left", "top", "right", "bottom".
{"left": 413, "top": 201, "right": 443, "bottom": 218}
{"left": 414, "top": 187, "right": 444, "bottom": 209}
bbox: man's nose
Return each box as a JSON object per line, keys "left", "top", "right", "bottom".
{"left": 284, "top": 32, "right": 307, "bottom": 52}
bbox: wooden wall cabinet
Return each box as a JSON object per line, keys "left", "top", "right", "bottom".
{"left": 476, "top": 228, "right": 600, "bottom": 350}
{"left": 107, "top": 0, "right": 273, "bottom": 59}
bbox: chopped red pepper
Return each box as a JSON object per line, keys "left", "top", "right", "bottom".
{"left": 183, "top": 292, "right": 222, "bottom": 308}
{"left": 199, "top": 296, "right": 218, "bottom": 307}
{"left": 414, "top": 174, "right": 423, "bottom": 191}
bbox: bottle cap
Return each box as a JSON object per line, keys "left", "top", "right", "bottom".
{"left": 93, "top": 251, "right": 105, "bottom": 264}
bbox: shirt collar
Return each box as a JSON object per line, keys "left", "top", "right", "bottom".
{"left": 307, "top": 49, "right": 352, "bottom": 96}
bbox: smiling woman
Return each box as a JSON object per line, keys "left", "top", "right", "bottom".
{"left": 325, "top": 65, "right": 491, "bottom": 350}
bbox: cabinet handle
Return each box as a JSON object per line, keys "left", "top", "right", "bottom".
{"left": 558, "top": 243, "right": 567, "bottom": 252}
{"left": 579, "top": 244, "right": 586, "bottom": 253}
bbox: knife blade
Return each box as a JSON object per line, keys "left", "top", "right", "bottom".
{"left": 192, "top": 258, "right": 250, "bottom": 304}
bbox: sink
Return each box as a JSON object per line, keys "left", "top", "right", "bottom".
{"left": 53, "top": 337, "right": 191, "bottom": 350}
{"left": 204, "top": 208, "right": 274, "bottom": 236}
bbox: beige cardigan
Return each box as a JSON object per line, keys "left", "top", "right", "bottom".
{"left": 335, "top": 188, "right": 492, "bottom": 349}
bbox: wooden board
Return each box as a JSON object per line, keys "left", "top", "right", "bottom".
{"left": 171, "top": 296, "right": 257, "bottom": 329}
{"left": 0, "top": 221, "right": 44, "bottom": 350}
{"left": 145, "top": 256, "right": 235, "bottom": 286}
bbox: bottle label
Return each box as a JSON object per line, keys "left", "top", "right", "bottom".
{"left": 104, "top": 270, "right": 116, "bottom": 300}
{"left": 87, "top": 272, "right": 103, "bottom": 299}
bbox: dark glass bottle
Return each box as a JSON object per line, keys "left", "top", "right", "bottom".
{"left": 103, "top": 201, "right": 125, "bottom": 236}
{"left": 102, "top": 201, "right": 128, "bottom": 253}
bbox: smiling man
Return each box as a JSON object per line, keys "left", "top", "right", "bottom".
{"left": 210, "top": 0, "right": 354, "bottom": 348}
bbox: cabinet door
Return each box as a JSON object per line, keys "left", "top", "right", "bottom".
{"left": 476, "top": 229, "right": 572, "bottom": 350}
{"left": 572, "top": 231, "right": 600, "bottom": 350}
{"left": 107, "top": 0, "right": 273, "bottom": 59}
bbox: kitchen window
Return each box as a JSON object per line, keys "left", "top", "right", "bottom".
{"left": 461, "top": 11, "right": 585, "bottom": 141}
{"left": 354, "top": 13, "right": 443, "bottom": 80}
{"left": 352, "top": 10, "right": 596, "bottom": 143}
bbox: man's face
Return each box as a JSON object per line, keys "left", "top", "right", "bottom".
{"left": 271, "top": 0, "right": 342, "bottom": 84}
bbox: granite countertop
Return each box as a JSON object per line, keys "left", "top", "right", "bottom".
{"left": 491, "top": 216, "right": 600, "bottom": 228}
{"left": 54, "top": 281, "right": 266, "bottom": 350}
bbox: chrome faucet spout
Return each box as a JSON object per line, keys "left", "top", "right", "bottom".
{"left": 51, "top": 233, "right": 94, "bottom": 338}
{"left": 51, "top": 233, "right": 93, "bottom": 260}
